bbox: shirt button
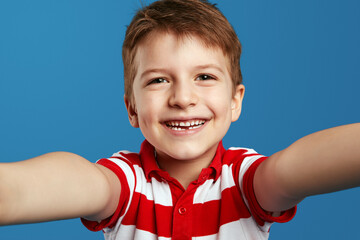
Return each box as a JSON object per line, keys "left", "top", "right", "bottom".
{"left": 178, "top": 207, "right": 187, "bottom": 215}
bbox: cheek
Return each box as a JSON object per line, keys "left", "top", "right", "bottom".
{"left": 136, "top": 93, "right": 163, "bottom": 124}
{"left": 206, "top": 89, "right": 233, "bottom": 116}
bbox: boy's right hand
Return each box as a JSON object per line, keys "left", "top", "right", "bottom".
{"left": 0, "top": 152, "right": 120, "bottom": 225}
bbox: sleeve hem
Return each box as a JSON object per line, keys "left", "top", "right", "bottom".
{"left": 242, "top": 157, "right": 297, "bottom": 225}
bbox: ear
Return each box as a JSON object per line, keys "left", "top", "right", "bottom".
{"left": 231, "top": 84, "right": 245, "bottom": 122}
{"left": 124, "top": 95, "right": 139, "bottom": 128}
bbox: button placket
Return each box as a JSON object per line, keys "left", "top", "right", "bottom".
{"left": 171, "top": 182, "right": 198, "bottom": 239}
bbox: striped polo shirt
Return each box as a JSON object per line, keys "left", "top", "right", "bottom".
{"left": 82, "top": 140, "right": 296, "bottom": 240}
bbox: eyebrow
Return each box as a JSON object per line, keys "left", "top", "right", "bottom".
{"left": 139, "top": 64, "right": 225, "bottom": 80}
{"left": 139, "top": 68, "right": 168, "bottom": 80}
{"left": 193, "top": 64, "right": 225, "bottom": 75}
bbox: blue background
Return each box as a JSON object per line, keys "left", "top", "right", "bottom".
{"left": 0, "top": 0, "right": 359, "bottom": 239}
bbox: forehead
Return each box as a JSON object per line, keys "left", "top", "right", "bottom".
{"left": 133, "top": 31, "right": 231, "bottom": 79}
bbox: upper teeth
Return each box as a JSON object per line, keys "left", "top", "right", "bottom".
{"left": 167, "top": 120, "right": 205, "bottom": 127}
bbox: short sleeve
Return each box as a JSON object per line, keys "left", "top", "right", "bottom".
{"left": 81, "top": 156, "right": 136, "bottom": 232}
{"left": 237, "top": 154, "right": 296, "bottom": 229}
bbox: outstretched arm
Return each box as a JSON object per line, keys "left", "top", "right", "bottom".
{"left": 0, "top": 152, "right": 120, "bottom": 225}
{"left": 254, "top": 123, "right": 360, "bottom": 212}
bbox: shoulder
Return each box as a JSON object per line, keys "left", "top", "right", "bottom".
{"left": 94, "top": 150, "right": 143, "bottom": 187}
{"left": 220, "top": 146, "right": 268, "bottom": 185}
{"left": 97, "top": 150, "right": 141, "bottom": 169}
{"left": 222, "top": 146, "right": 265, "bottom": 165}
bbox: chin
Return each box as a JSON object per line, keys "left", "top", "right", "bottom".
{"left": 168, "top": 151, "right": 202, "bottom": 161}
{"left": 163, "top": 142, "right": 216, "bottom": 161}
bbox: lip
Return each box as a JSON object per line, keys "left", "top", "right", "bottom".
{"left": 162, "top": 115, "right": 210, "bottom": 121}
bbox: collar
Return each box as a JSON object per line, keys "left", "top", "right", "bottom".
{"left": 140, "top": 139, "right": 225, "bottom": 182}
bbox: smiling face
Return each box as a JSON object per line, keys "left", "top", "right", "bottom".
{"left": 125, "top": 32, "right": 245, "bottom": 167}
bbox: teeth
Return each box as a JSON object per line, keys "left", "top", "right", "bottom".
{"left": 166, "top": 120, "right": 206, "bottom": 129}
{"left": 189, "top": 125, "right": 202, "bottom": 130}
{"left": 178, "top": 122, "right": 191, "bottom": 127}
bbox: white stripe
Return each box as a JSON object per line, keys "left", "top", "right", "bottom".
{"left": 193, "top": 164, "right": 237, "bottom": 204}
{"left": 219, "top": 218, "right": 269, "bottom": 240}
{"left": 192, "top": 218, "right": 269, "bottom": 240}
{"left": 238, "top": 154, "right": 263, "bottom": 192}
{"left": 133, "top": 164, "right": 152, "bottom": 198}
{"left": 151, "top": 177, "right": 173, "bottom": 206}
{"left": 192, "top": 232, "right": 217, "bottom": 240}
{"left": 228, "top": 147, "right": 257, "bottom": 154}
{"left": 193, "top": 178, "right": 221, "bottom": 203}
{"left": 105, "top": 157, "right": 136, "bottom": 193}
{"left": 131, "top": 165, "right": 173, "bottom": 206}
{"left": 104, "top": 225, "right": 172, "bottom": 240}
{"left": 220, "top": 164, "right": 236, "bottom": 191}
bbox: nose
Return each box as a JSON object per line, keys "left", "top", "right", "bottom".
{"left": 168, "top": 80, "right": 198, "bottom": 109}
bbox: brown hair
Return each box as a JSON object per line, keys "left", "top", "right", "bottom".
{"left": 122, "top": 0, "right": 242, "bottom": 100}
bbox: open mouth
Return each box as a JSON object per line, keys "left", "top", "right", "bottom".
{"left": 165, "top": 120, "right": 206, "bottom": 131}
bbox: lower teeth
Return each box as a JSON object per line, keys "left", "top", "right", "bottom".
{"left": 169, "top": 124, "right": 202, "bottom": 131}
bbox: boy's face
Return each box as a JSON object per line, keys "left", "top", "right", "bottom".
{"left": 125, "top": 32, "right": 244, "bottom": 164}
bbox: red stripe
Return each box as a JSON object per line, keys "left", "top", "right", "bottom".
{"left": 122, "top": 192, "right": 173, "bottom": 237}
{"left": 192, "top": 186, "right": 251, "bottom": 236}
{"left": 223, "top": 149, "right": 248, "bottom": 165}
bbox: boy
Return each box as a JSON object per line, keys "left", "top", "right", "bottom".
{"left": 0, "top": 0, "right": 359, "bottom": 239}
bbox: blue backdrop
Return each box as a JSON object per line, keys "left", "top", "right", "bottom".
{"left": 0, "top": 0, "right": 359, "bottom": 239}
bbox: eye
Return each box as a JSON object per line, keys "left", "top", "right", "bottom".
{"left": 196, "top": 74, "right": 216, "bottom": 81}
{"left": 148, "top": 78, "right": 168, "bottom": 85}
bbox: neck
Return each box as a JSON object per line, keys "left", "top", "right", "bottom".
{"left": 155, "top": 147, "right": 218, "bottom": 189}
{"left": 160, "top": 159, "right": 206, "bottom": 189}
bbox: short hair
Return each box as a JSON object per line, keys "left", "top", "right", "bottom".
{"left": 122, "top": 0, "right": 242, "bottom": 100}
